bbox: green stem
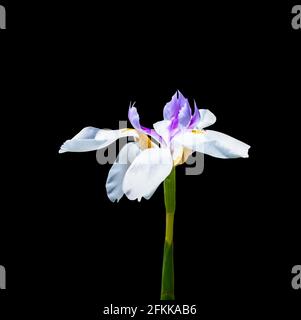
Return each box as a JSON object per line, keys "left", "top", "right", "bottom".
{"left": 161, "top": 167, "right": 176, "bottom": 300}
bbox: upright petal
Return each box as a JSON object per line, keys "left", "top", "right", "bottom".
{"left": 178, "top": 101, "right": 192, "bottom": 127}
{"left": 188, "top": 101, "right": 201, "bottom": 128}
{"left": 176, "top": 91, "right": 191, "bottom": 127}
{"left": 196, "top": 109, "right": 216, "bottom": 129}
{"left": 106, "top": 142, "right": 140, "bottom": 202}
{"left": 122, "top": 148, "right": 173, "bottom": 201}
{"left": 163, "top": 90, "right": 192, "bottom": 128}
{"left": 173, "top": 129, "right": 250, "bottom": 158}
{"left": 128, "top": 104, "right": 161, "bottom": 143}
{"left": 163, "top": 91, "right": 181, "bottom": 120}
{"left": 59, "top": 127, "right": 138, "bottom": 153}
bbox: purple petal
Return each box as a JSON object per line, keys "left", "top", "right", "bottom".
{"left": 128, "top": 103, "right": 162, "bottom": 143}
{"left": 188, "top": 101, "right": 201, "bottom": 128}
{"left": 169, "top": 116, "right": 180, "bottom": 140}
{"left": 163, "top": 90, "right": 192, "bottom": 128}
{"left": 178, "top": 101, "right": 192, "bottom": 127}
{"left": 177, "top": 90, "right": 188, "bottom": 110}
{"left": 128, "top": 103, "right": 142, "bottom": 130}
{"left": 163, "top": 91, "right": 181, "bottom": 120}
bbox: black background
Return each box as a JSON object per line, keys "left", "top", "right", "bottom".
{"left": 0, "top": 1, "right": 300, "bottom": 318}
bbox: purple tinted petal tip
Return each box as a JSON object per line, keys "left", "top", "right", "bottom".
{"left": 128, "top": 101, "right": 162, "bottom": 143}
{"left": 176, "top": 89, "right": 183, "bottom": 98}
{"left": 188, "top": 100, "right": 201, "bottom": 128}
{"left": 128, "top": 104, "right": 141, "bottom": 130}
{"left": 163, "top": 91, "right": 180, "bottom": 120}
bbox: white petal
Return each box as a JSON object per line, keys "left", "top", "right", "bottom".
{"left": 203, "top": 130, "right": 250, "bottom": 158}
{"left": 59, "top": 127, "right": 101, "bottom": 153}
{"left": 143, "top": 187, "right": 158, "bottom": 200}
{"left": 173, "top": 129, "right": 250, "bottom": 159}
{"left": 173, "top": 130, "right": 207, "bottom": 151}
{"left": 153, "top": 120, "right": 171, "bottom": 144}
{"left": 196, "top": 109, "right": 216, "bottom": 129}
{"left": 106, "top": 143, "right": 140, "bottom": 202}
{"left": 122, "top": 148, "right": 173, "bottom": 200}
{"left": 59, "top": 127, "right": 139, "bottom": 153}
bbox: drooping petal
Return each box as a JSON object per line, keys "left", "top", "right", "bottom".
{"left": 203, "top": 130, "right": 250, "bottom": 158}
{"left": 59, "top": 127, "right": 102, "bottom": 153}
{"left": 143, "top": 187, "right": 158, "bottom": 200}
{"left": 172, "top": 130, "right": 206, "bottom": 150}
{"left": 106, "top": 142, "right": 140, "bottom": 202}
{"left": 173, "top": 129, "right": 250, "bottom": 158}
{"left": 128, "top": 104, "right": 161, "bottom": 143}
{"left": 122, "top": 148, "right": 173, "bottom": 201}
{"left": 188, "top": 101, "right": 201, "bottom": 128}
{"left": 196, "top": 109, "right": 216, "bottom": 129}
{"left": 59, "top": 127, "right": 139, "bottom": 153}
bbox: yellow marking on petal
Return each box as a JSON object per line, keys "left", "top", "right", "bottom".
{"left": 137, "top": 133, "right": 153, "bottom": 150}
{"left": 173, "top": 157, "right": 181, "bottom": 166}
{"left": 182, "top": 147, "right": 192, "bottom": 162}
{"left": 121, "top": 129, "right": 154, "bottom": 149}
{"left": 173, "top": 146, "right": 192, "bottom": 166}
{"left": 121, "top": 128, "right": 136, "bottom": 133}
{"left": 191, "top": 129, "right": 204, "bottom": 134}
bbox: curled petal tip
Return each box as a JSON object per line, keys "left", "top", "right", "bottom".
{"left": 176, "top": 89, "right": 183, "bottom": 97}
{"left": 129, "top": 101, "right": 136, "bottom": 109}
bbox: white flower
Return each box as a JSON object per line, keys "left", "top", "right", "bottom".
{"left": 59, "top": 91, "right": 250, "bottom": 201}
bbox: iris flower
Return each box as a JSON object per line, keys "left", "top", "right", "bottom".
{"left": 59, "top": 91, "right": 250, "bottom": 299}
